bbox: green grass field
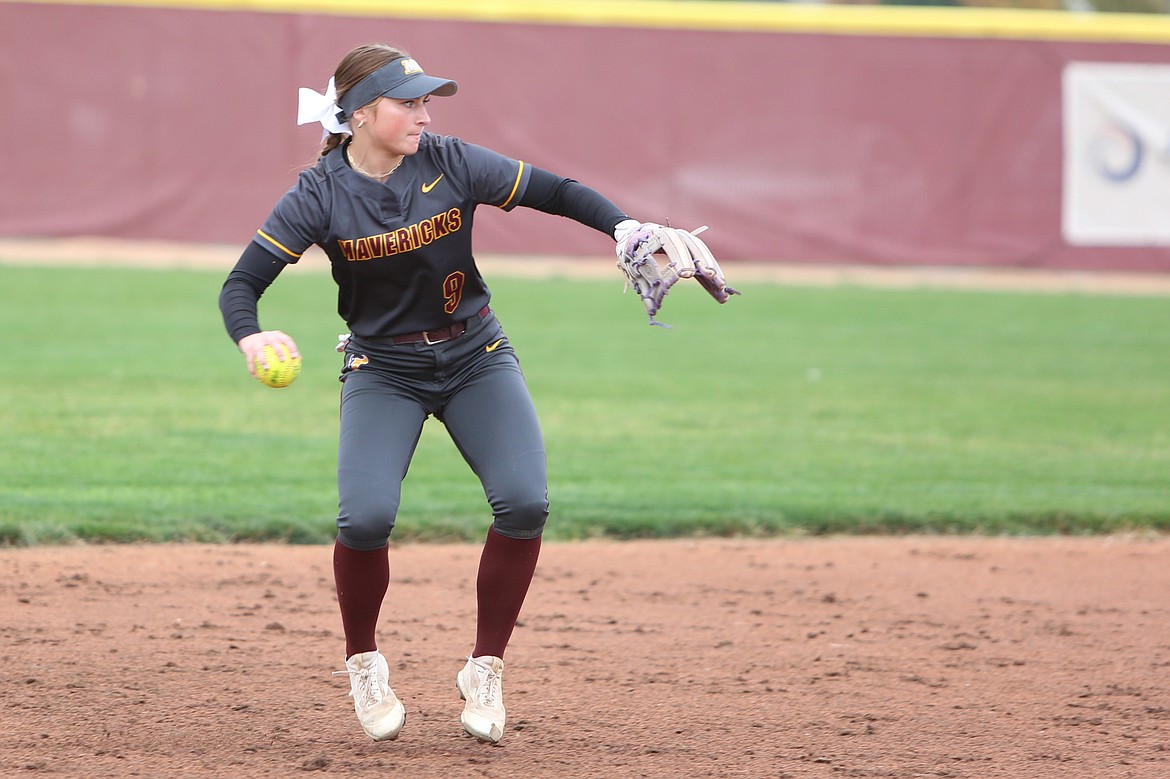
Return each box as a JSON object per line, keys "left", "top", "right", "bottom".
{"left": 1, "top": 263, "right": 1167, "bottom": 545}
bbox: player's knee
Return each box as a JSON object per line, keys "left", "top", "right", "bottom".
{"left": 491, "top": 493, "right": 549, "bottom": 539}
{"left": 336, "top": 501, "right": 398, "bottom": 550}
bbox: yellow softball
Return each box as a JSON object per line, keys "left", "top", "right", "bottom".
{"left": 255, "top": 344, "right": 302, "bottom": 388}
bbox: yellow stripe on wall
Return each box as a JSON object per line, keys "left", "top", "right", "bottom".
{"left": 10, "top": 0, "right": 1170, "bottom": 43}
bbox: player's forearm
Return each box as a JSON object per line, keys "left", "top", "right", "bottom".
{"left": 218, "top": 243, "right": 288, "bottom": 344}
{"left": 219, "top": 275, "right": 264, "bottom": 344}
{"left": 519, "top": 166, "right": 627, "bottom": 236}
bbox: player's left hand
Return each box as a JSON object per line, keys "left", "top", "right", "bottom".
{"left": 614, "top": 220, "right": 741, "bottom": 326}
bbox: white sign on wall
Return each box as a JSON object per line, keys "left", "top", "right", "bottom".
{"left": 1062, "top": 62, "right": 1170, "bottom": 246}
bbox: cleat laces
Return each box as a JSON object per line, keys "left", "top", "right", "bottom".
{"left": 468, "top": 656, "right": 501, "bottom": 708}
{"left": 333, "top": 664, "right": 384, "bottom": 708}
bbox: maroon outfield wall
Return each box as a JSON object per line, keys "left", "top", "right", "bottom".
{"left": 2, "top": 2, "right": 1169, "bottom": 271}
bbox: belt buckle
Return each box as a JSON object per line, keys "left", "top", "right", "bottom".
{"left": 422, "top": 328, "right": 450, "bottom": 345}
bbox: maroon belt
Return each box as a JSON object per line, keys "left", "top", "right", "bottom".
{"left": 391, "top": 306, "right": 491, "bottom": 345}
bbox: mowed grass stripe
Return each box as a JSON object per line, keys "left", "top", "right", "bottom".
{"left": 0, "top": 265, "right": 1166, "bottom": 544}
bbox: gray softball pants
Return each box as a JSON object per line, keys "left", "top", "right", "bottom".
{"left": 335, "top": 311, "right": 549, "bottom": 551}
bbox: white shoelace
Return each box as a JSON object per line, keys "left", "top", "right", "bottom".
{"left": 333, "top": 665, "right": 383, "bottom": 707}
{"left": 467, "top": 657, "right": 501, "bottom": 708}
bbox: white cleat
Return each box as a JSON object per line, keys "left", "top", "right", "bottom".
{"left": 334, "top": 651, "right": 406, "bottom": 741}
{"left": 456, "top": 655, "right": 506, "bottom": 743}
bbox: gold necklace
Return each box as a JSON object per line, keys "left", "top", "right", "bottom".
{"left": 346, "top": 147, "right": 403, "bottom": 180}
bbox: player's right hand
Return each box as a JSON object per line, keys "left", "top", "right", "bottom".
{"left": 238, "top": 330, "right": 300, "bottom": 379}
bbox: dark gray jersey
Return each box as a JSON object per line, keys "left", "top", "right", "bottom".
{"left": 253, "top": 133, "right": 532, "bottom": 337}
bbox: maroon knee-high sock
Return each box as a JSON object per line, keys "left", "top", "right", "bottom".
{"left": 472, "top": 527, "right": 542, "bottom": 659}
{"left": 333, "top": 539, "right": 390, "bottom": 659}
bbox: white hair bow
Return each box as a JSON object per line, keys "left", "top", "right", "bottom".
{"left": 297, "top": 77, "right": 351, "bottom": 136}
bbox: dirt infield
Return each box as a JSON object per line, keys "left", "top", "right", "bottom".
{"left": 2, "top": 536, "right": 1167, "bottom": 778}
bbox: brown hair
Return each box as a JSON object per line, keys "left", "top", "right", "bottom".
{"left": 317, "top": 44, "right": 410, "bottom": 161}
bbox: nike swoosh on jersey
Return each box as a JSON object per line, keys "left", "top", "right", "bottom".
{"left": 485, "top": 338, "right": 506, "bottom": 353}
{"left": 421, "top": 174, "right": 444, "bottom": 194}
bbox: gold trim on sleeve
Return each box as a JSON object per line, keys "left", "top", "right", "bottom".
{"left": 256, "top": 229, "right": 303, "bottom": 259}
{"left": 498, "top": 161, "right": 525, "bottom": 209}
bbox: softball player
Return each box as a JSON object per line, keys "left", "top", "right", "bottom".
{"left": 219, "top": 43, "right": 636, "bottom": 744}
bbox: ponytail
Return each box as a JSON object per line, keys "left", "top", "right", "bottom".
{"left": 319, "top": 133, "right": 347, "bottom": 162}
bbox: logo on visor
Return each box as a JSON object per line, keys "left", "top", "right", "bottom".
{"left": 401, "top": 58, "right": 423, "bottom": 75}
